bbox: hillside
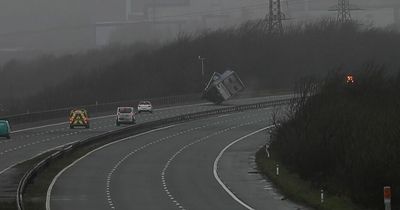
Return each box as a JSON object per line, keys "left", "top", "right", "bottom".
{"left": 2, "top": 19, "right": 400, "bottom": 114}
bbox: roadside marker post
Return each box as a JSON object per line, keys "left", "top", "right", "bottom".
{"left": 384, "top": 186, "right": 391, "bottom": 210}
{"left": 276, "top": 163, "right": 279, "bottom": 176}
{"left": 321, "top": 189, "right": 324, "bottom": 203}
{"left": 265, "top": 145, "right": 270, "bottom": 158}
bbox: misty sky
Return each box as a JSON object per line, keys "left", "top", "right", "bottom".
{"left": 0, "top": 0, "right": 399, "bottom": 53}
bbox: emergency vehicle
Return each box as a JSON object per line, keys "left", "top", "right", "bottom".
{"left": 69, "top": 109, "right": 90, "bottom": 129}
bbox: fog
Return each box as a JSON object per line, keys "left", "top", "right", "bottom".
{"left": 0, "top": 0, "right": 399, "bottom": 62}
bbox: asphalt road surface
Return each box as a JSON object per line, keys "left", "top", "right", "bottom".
{"left": 49, "top": 106, "right": 308, "bottom": 210}
{"left": 0, "top": 95, "right": 291, "bottom": 175}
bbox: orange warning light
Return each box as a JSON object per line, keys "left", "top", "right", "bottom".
{"left": 346, "top": 75, "right": 354, "bottom": 84}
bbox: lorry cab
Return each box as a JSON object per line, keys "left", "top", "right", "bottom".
{"left": 202, "top": 70, "right": 245, "bottom": 104}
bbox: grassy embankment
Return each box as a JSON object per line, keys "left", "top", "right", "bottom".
{"left": 257, "top": 66, "right": 400, "bottom": 210}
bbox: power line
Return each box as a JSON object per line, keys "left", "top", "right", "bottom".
{"left": 0, "top": 0, "right": 369, "bottom": 38}
{"left": 0, "top": 4, "right": 269, "bottom": 37}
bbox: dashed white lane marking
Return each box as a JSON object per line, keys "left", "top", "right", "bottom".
{"left": 104, "top": 109, "right": 273, "bottom": 210}
{"left": 1, "top": 103, "right": 213, "bottom": 145}
{"left": 11, "top": 102, "right": 212, "bottom": 134}
{"left": 104, "top": 122, "right": 210, "bottom": 210}
{"left": 45, "top": 107, "right": 273, "bottom": 210}
{"left": 213, "top": 126, "right": 274, "bottom": 210}
{"left": 0, "top": 130, "right": 83, "bottom": 155}
{"left": 0, "top": 116, "right": 172, "bottom": 155}
{"left": 46, "top": 125, "right": 177, "bottom": 210}
{"left": 1, "top": 103, "right": 269, "bottom": 153}
{"left": 161, "top": 119, "right": 267, "bottom": 210}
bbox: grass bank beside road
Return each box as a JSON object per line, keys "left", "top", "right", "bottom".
{"left": 258, "top": 65, "right": 400, "bottom": 210}
{"left": 255, "top": 148, "right": 363, "bottom": 210}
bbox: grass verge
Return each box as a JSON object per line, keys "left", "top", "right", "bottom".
{"left": 255, "top": 148, "right": 363, "bottom": 210}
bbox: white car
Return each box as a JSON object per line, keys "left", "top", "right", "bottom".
{"left": 137, "top": 101, "right": 153, "bottom": 113}
{"left": 116, "top": 107, "right": 136, "bottom": 126}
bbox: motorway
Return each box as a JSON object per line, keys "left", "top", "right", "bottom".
{"left": 48, "top": 106, "right": 307, "bottom": 210}
{"left": 0, "top": 95, "right": 290, "bottom": 175}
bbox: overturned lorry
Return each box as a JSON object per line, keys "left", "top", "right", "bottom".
{"left": 202, "top": 70, "right": 245, "bottom": 104}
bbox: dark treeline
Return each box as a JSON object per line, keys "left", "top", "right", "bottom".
{"left": 0, "top": 43, "right": 158, "bottom": 97}
{"left": 0, "top": 42, "right": 158, "bottom": 113}
{"left": 2, "top": 19, "right": 400, "bottom": 114}
{"left": 271, "top": 65, "right": 400, "bottom": 209}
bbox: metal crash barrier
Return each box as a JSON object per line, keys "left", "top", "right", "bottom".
{"left": 16, "top": 97, "right": 293, "bottom": 210}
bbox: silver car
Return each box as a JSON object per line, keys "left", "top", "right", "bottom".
{"left": 116, "top": 107, "right": 136, "bottom": 126}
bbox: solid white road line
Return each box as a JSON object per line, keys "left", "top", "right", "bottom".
{"left": 161, "top": 118, "right": 270, "bottom": 210}
{"left": 0, "top": 103, "right": 215, "bottom": 169}
{"left": 46, "top": 124, "right": 177, "bottom": 210}
{"left": 0, "top": 103, "right": 213, "bottom": 194}
{"left": 46, "top": 110, "right": 271, "bottom": 210}
{"left": 104, "top": 111, "right": 270, "bottom": 210}
{"left": 213, "top": 125, "right": 274, "bottom": 210}
{"left": 0, "top": 141, "right": 81, "bottom": 176}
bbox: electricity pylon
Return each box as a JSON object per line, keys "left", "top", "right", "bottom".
{"left": 266, "top": 0, "right": 285, "bottom": 34}
{"left": 337, "top": 0, "right": 352, "bottom": 23}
